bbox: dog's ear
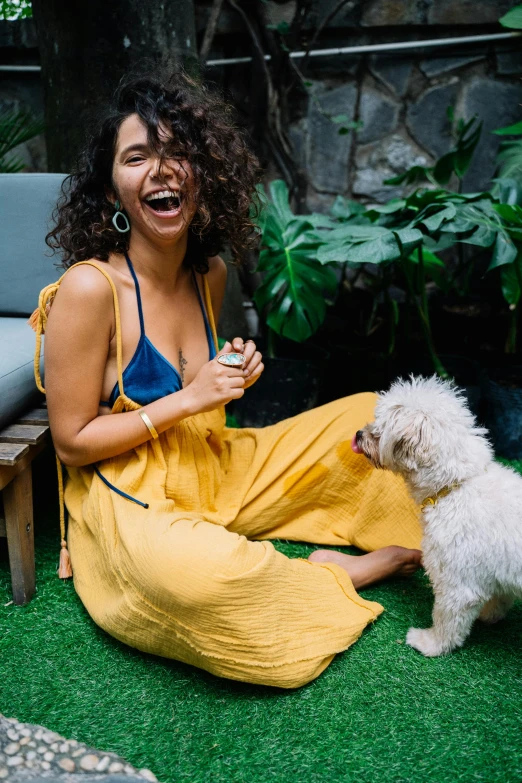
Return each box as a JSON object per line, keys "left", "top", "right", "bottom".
{"left": 392, "top": 414, "right": 433, "bottom": 470}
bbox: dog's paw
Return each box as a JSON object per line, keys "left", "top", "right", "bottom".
{"left": 406, "top": 627, "right": 446, "bottom": 657}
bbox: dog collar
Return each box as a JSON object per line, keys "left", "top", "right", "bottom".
{"left": 421, "top": 483, "right": 461, "bottom": 511}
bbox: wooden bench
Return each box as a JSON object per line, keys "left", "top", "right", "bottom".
{"left": 0, "top": 407, "right": 50, "bottom": 605}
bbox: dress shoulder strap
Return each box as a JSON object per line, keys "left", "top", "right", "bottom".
{"left": 29, "top": 260, "right": 125, "bottom": 403}
{"left": 201, "top": 273, "right": 218, "bottom": 353}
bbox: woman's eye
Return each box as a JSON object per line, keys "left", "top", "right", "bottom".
{"left": 127, "top": 156, "right": 145, "bottom": 163}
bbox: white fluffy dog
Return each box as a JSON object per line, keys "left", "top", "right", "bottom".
{"left": 353, "top": 375, "right": 522, "bottom": 657}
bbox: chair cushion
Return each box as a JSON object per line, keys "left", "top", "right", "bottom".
{"left": 0, "top": 173, "right": 66, "bottom": 316}
{"left": 0, "top": 317, "right": 44, "bottom": 430}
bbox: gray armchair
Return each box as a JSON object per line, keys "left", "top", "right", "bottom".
{"left": 0, "top": 173, "right": 66, "bottom": 428}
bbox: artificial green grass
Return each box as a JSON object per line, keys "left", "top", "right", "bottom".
{"left": 1, "top": 449, "right": 521, "bottom": 783}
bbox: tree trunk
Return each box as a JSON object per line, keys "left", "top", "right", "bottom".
{"left": 32, "top": 0, "right": 198, "bottom": 172}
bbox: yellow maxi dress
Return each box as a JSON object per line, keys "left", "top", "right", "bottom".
{"left": 33, "top": 261, "right": 421, "bottom": 689}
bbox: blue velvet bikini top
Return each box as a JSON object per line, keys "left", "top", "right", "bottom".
{"left": 100, "top": 253, "right": 216, "bottom": 409}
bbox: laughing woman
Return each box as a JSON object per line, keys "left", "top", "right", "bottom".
{"left": 33, "top": 72, "right": 422, "bottom": 688}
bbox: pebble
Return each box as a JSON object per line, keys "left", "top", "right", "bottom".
{"left": 80, "top": 753, "right": 100, "bottom": 771}
{"left": 140, "top": 768, "right": 158, "bottom": 781}
{"left": 6, "top": 756, "right": 24, "bottom": 767}
{"left": 0, "top": 714, "right": 163, "bottom": 781}
{"left": 96, "top": 755, "right": 111, "bottom": 771}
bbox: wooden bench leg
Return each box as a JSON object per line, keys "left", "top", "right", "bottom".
{"left": 3, "top": 463, "right": 35, "bottom": 605}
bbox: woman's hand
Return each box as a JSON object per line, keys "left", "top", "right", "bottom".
{"left": 231, "top": 337, "right": 264, "bottom": 390}
{"left": 181, "top": 342, "right": 246, "bottom": 415}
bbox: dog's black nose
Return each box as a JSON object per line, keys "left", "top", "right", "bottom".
{"left": 356, "top": 430, "right": 363, "bottom": 441}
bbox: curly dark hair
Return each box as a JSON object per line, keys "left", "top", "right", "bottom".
{"left": 46, "top": 70, "right": 262, "bottom": 273}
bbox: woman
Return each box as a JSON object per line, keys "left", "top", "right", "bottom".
{"left": 33, "top": 72, "right": 422, "bottom": 689}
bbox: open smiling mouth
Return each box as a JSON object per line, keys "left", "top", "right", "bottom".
{"left": 144, "top": 189, "right": 183, "bottom": 216}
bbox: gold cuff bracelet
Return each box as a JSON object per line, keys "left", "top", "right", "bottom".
{"left": 138, "top": 409, "right": 159, "bottom": 440}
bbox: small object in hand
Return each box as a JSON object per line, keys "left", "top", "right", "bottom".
{"left": 217, "top": 353, "right": 246, "bottom": 367}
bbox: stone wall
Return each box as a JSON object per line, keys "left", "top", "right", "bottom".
{"left": 195, "top": 0, "right": 522, "bottom": 207}
{"left": 1, "top": 0, "right": 521, "bottom": 204}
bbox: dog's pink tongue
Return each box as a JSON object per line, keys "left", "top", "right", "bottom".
{"left": 351, "top": 433, "right": 363, "bottom": 454}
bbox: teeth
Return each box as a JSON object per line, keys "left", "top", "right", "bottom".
{"left": 145, "top": 190, "right": 180, "bottom": 202}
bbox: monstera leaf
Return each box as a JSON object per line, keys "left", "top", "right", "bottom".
{"left": 254, "top": 181, "right": 337, "bottom": 342}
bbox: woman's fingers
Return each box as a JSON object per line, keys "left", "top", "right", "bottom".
{"left": 231, "top": 337, "right": 245, "bottom": 354}
{"left": 243, "top": 350, "right": 262, "bottom": 377}
{"left": 217, "top": 341, "right": 233, "bottom": 357}
{"left": 231, "top": 337, "right": 257, "bottom": 364}
{"left": 244, "top": 361, "right": 264, "bottom": 388}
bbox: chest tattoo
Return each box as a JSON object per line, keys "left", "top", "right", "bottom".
{"left": 178, "top": 348, "right": 188, "bottom": 385}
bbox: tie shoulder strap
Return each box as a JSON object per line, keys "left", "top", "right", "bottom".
{"left": 202, "top": 273, "right": 218, "bottom": 353}
{"left": 29, "top": 260, "right": 125, "bottom": 402}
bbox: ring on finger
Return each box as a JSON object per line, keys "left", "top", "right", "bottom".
{"left": 217, "top": 353, "right": 246, "bottom": 367}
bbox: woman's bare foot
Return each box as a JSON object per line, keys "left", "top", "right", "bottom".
{"left": 308, "top": 546, "right": 422, "bottom": 590}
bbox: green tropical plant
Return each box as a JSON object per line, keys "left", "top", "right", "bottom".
{"left": 0, "top": 0, "right": 32, "bottom": 20}
{"left": 0, "top": 108, "right": 44, "bottom": 172}
{"left": 492, "top": 120, "right": 522, "bottom": 183}
{"left": 499, "top": 4, "right": 522, "bottom": 28}
{"left": 315, "top": 188, "right": 508, "bottom": 376}
{"left": 253, "top": 180, "right": 338, "bottom": 350}
{"left": 491, "top": 204, "right": 522, "bottom": 352}
{"left": 385, "top": 110, "right": 482, "bottom": 189}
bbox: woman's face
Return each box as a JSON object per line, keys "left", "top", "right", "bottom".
{"left": 110, "top": 113, "right": 197, "bottom": 244}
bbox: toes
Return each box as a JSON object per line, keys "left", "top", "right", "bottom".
{"left": 308, "top": 550, "right": 331, "bottom": 564}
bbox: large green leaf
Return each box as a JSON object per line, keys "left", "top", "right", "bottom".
{"left": 268, "top": 179, "right": 296, "bottom": 227}
{"left": 496, "top": 139, "right": 522, "bottom": 180}
{"left": 330, "top": 195, "right": 367, "bottom": 220}
{"left": 488, "top": 230, "right": 518, "bottom": 270}
{"left": 254, "top": 180, "right": 337, "bottom": 342}
{"left": 493, "top": 204, "right": 522, "bottom": 224}
{"left": 501, "top": 262, "right": 522, "bottom": 306}
{"left": 493, "top": 120, "right": 522, "bottom": 136}
{"left": 255, "top": 240, "right": 337, "bottom": 342}
{"left": 499, "top": 5, "right": 522, "bottom": 28}
{"left": 343, "top": 229, "right": 419, "bottom": 265}
{"left": 366, "top": 199, "right": 407, "bottom": 217}
{"left": 393, "top": 228, "right": 424, "bottom": 255}
{"left": 384, "top": 166, "right": 434, "bottom": 186}
{"left": 417, "top": 204, "right": 457, "bottom": 231}
{"left": 326, "top": 224, "right": 388, "bottom": 242}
